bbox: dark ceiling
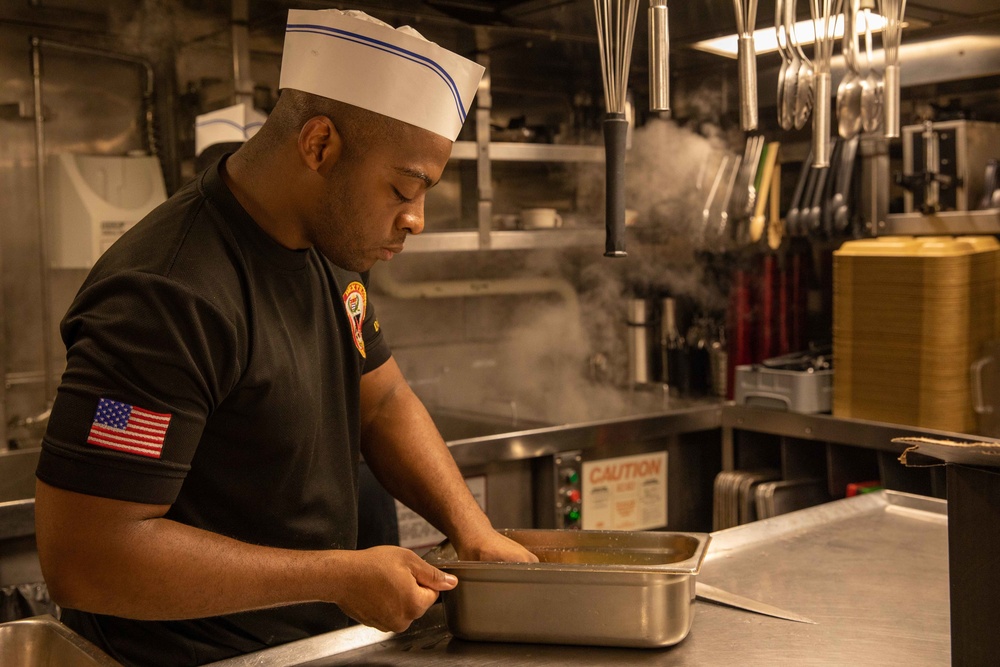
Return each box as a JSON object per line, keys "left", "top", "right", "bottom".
{"left": 224, "top": 0, "right": 1000, "bottom": 113}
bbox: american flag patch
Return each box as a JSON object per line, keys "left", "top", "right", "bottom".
{"left": 87, "top": 398, "right": 172, "bottom": 459}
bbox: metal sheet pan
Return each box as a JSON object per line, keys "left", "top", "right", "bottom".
{"left": 423, "top": 529, "right": 711, "bottom": 648}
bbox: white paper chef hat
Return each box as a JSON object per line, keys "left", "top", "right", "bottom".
{"left": 194, "top": 102, "right": 267, "bottom": 156}
{"left": 278, "top": 9, "right": 485, "bottom": 141}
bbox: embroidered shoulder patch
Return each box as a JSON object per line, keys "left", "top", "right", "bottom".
{"left": 87, "top": 398, "right": 171, "bottom": 459}
{"left": 342, "top": 281, "right": 367, "bottom": 358}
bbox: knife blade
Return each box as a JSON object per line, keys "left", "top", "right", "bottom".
{"left": 695, "top": 581, "right": 817, "bottom": 624}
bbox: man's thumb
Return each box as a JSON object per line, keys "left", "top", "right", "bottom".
{"left": 414, "top": 562, "right": 458, "bottom": 591}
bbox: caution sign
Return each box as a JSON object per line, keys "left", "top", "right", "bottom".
{"left": 582, "top": 452, "right": 667, "bottom": 530}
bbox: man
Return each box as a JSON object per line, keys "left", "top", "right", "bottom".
{"left": 34, "top": 9, "right": 535, "bottom": 666}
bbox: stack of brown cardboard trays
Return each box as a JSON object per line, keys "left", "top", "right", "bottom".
{"left": 833, "top": 236, "right": 1000, "bottom": 432}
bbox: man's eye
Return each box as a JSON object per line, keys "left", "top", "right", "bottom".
{"left": 392, "top": 187, "right": 414, "bottom": 204}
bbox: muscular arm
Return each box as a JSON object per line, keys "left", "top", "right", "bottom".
{"left": 359, "top": 357, "right": 536, "bottom": 562}
{"left": 34, "top": 479, "right": 454, "bottom": 631}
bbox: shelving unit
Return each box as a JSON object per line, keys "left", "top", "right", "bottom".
{"left": 880, "top": 208, "right": 1000, "bottom": 236}
{"left": 722, "top": 406, "right": 949, "bottom": 499}
{"left": 451, "top": 141, "right": 604, "bottom": 163}
{"left": 407, "top": 227, "right": 605, "bottom": 253}
{"left": 410, "top": 50, "right": 606, "bottom": 254}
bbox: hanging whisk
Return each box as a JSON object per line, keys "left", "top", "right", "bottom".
{"left": 878, "top": 0, "right": 906, "bottom": 137}
{"left": 594, "top": 0, "right": 640, "bottom": 258}
{"left": 810, "top": 0, "right": 844, "bottom": 167}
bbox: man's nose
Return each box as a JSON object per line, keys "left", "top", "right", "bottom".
{"left": 398, "top": 205, "right": 425, "bottom": 236}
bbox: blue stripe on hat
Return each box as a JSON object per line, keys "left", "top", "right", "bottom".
{"left": 286, "top": 23, "right": 467, "bottom": 124}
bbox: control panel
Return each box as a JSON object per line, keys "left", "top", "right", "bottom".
{"left": 555, "top": 451, "right": 583, "bottom": 529}
{"left": 532, "top": 449, "right": 584, "bottom": 529}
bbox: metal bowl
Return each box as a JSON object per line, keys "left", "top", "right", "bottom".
{"left": 0, "top": 615, "right": 121, "bottom": 666}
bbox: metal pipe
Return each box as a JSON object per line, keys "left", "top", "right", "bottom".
{"left": 474, "top": 29, "right": 493, "bottom": 250}
{"left": 0, "top": 182, "right": 7, "bottom": 448}
{"left": 648, "top": 0, "right": 669, "bottom": 113}
{"left": 34, "top": 37, "right": 158, "bottom": 156}
{"left": 26, "top": 36, "right": 162, "bottom": 409}
{"left": 231, "top": 0, "right": 254, "bottom": 107}
{"left": 30, "top": 37, "right": 56, "bottom": 406}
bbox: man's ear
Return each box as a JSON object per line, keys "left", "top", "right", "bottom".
{"left": 297, "top": 115, "right": 343, "bottom": 173}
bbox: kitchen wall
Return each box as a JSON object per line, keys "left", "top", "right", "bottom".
{"left": 0, "top": 0, "right": 731, "bottom": 441}
{"left": 2, "top": 0, "right": 999, "bottom": 445}
{"left": 0, "top": 11, "right": 152, "bottom": 448}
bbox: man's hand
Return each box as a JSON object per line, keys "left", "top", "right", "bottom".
{"left": 454, "top": 529, "right": 539, "bottom": 564}
{"left": 334, "top": 545, "right": 456, "bottom": 633}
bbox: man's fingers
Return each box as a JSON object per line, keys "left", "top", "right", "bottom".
{"left": 412, "top": 561, "right": 458, "bottom": 592}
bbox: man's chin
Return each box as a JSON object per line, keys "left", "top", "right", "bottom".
{"left": 317, "top": 250, "right": 374, "bottom": 274}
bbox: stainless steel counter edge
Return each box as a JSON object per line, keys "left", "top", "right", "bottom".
{"left": 201, "top": 617, "right": 418, "bottom": 667}
{"left": 704, "top": 488, "right": 946, "bottom": 562}
{"left": 722, "top": 404, "right": 978, "bottom": 453}
{"left": 0, "top": 498, "right": 36, "bottom": 540}
{"left": 444, "top": 404, "right": 724, "bottom": 467}
{"left": 444, "top": 401, "right": 991, "bottom": 469}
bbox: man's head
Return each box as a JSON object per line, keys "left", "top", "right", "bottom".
{"left": 230, "top": 9, "right": 483, "bottom": 272}
{"left": 246, "top": 89, "right": 451, "bottom": 272}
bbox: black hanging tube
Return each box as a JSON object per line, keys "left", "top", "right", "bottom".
{"left": 603, "top": 113, "right": 628, "bottom": 258}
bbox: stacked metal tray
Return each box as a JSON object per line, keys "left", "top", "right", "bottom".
{"left": 754, "top": 478, "right": 829, "bottom": 520}
{"left": 712, "top": 469, "right": 779, "bottom": 530}
{"left": 713, "top": 470, "right": 831, "bottom": 528}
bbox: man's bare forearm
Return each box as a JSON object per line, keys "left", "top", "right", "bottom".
{"left": 360, "top": 384, "right": 494, "bottom": 545}
{"left": 36, "top": 480, "right": 350, "bottom": 619}
{"left": 35, "top": 480, "right": 453, "bottom": 629}
{"left": 358, "top": 372, "right": 538, "bottom": 566}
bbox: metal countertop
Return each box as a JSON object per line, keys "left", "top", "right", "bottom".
{"left": 210, "top": 490, "right": 949, "bottom": 666}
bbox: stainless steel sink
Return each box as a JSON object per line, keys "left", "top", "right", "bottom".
{"left": 0, "top": 615, "right": 121, "bottom": 666}
{"left": 0, "top": 448, "right": 40, "bottom": 503}
{"left": 0, "top": 450, "right": 42, "bottom": 587}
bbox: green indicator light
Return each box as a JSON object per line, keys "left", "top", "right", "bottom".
{"left": 567, "top": 470, "right": 580, "bottom": 484}
{"left": 566, "top": 508, "right": 581, "bottom": 522}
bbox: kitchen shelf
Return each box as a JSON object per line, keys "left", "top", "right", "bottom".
{"left": 880, "top": 208, "right": 1000, "bottom": 236}
{"left": 722, "top": 405, "right": 951, "bottom": 500}
{"left": 452, "top": 141, "right": 603, "bottom": 163}
{"left": 406, "top": 228, "right": 605, "bottom": 253}
{"left": 425, "top": 141, "right": 606, "bottom": 253}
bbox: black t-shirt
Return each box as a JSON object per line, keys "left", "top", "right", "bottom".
{"left": 36, "top": 157, "right": 391, "bottom": 666}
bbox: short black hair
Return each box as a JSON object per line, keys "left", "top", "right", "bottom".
{"left": 252, "top": 89, "right": 400, "bottom": 162}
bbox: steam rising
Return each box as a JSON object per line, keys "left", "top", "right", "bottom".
{"left": 626, "top": 118, "right": 718, "bottom": 240}
{"left": 396, "top": 117, "right": 736, "bottom": 424}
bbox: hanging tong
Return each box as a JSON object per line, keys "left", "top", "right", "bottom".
{"left": 785, "top": 149, "right": 816, "bottom": 237}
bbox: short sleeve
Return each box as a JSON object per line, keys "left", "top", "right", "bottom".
{"left": 360, "top": 275, "right": 390, "bottom": 373}
{"left": 36, "top": 271, "right": 245, "bottom": 505}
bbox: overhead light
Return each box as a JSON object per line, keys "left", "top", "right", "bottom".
{"left": 693, "top": 13, "right": 888, "bottom": 58}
